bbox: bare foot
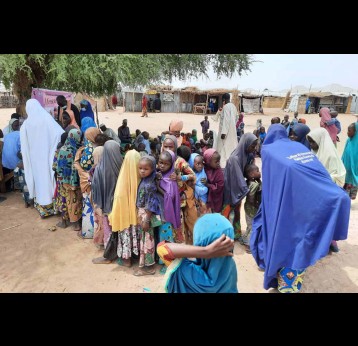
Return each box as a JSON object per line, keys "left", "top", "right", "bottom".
{"left": 77, "top": 231, "right": 84, "bottom": 239}
{"left": 57, "top": 220, "right": 68, "bottom": 228}
{"left": 92, "top": 257, "right": 112, "bottom": 264}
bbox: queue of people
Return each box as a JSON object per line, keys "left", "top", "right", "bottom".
{"left": 0, "top": 94, "right": 356, "bottom": 293}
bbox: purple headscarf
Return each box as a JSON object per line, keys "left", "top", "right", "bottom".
{"left": 159, "top": 150, "right": 181, "bottom": 229}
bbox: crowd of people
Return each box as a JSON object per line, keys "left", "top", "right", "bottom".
{"left": 0, "top": 92, "right": 356, "bottom": 293}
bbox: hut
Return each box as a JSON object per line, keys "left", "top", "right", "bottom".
{"left": 287, "top": 92, "right": 351, "bottom": 114}
{"left": 240, "top": 93, "right": 263, "bottom": 114}
{"left": 262, "top": 91, "right": 286, "bottom": 108}
{"left": 123, "top": 87, "right": 145, "bottom": 112}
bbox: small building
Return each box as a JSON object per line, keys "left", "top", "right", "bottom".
{"left": 0, "top": 83, "right": 18, "bottom": 108}
{"left": 240, "top": 94, "right": 263, "bottom": 114}
{"left": 287, "top": 92, "right": 351, "bottom": 114}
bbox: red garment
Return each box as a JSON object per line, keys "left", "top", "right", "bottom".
{"left": 204, "top": 166, "right": 224, "bottom": 213}
{"left": 142, "top": 97, "right": 147, "bottom": 108}
{"left": 112, "top": 95, "right": 118, "bottom": 105}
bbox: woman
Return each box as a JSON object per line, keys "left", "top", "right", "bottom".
{"left": 80, "top": 117, "right": 97, "bottom": 136}
{"left": 3, "top": 118, "right": 19, "bottom": 137}
{"left": 54, "top": 129, "right": 83, "bottom": 230}
{"left": 92, "top": 141, "right": 123, "bottom": 262}
{"left": 20, "top": 99, "right": 64, "bottom": 217}
{"left": 79, "top": 100, "right": 95, "bottom": 122}
{"left": 74, "top": 127, "right": 101, "bottom": 238}
{"left": 90, "top": 146, "right": 105, "bottom": 247}
{"left": 80, "top": 128, "right": 101, "bottom": 170}
{"left": 319, "top": 107, "right": 337, "bottom": 144}
{"left": 157, "top": 213, "right": 238, "bottom": 293}
{"left": 268, "top": 123, "right": 350, "bottom": 276}
{"left": 222, "top": 133, "right": 258, "bottom": 242}
{"left": 59, "top": 100, "right": 79, "bottom": 129}
{"left": 250, "top": 124, "right": 350, "bottom": 293}
{"left": 162, "top": 119, "right": 184, "bottom": 147}
{"left": 342, "top": 122, "right": 358, "bottom": 200}
{"left": 289, "top": 123, "right": 311, "bottom": 149}
{"left": 108, "top": 150, "right": 141, "bottom": 267}
{"left": 307, "top": 128, "right": 346, "bottom": 187}
{"left": 141, "top": 96, "right": 148, "bottom": 117}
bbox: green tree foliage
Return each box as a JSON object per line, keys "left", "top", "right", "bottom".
{"left": 0, "top": 54, "right": 253, "bottom": 101}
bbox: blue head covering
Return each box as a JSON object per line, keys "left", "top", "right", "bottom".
{"left": 250, "top": 124, "right": 350, "bottom": 290}
{"left": 188, "top": 153, "right": 208, "bottom": 203}
{"left": 188, "top": 153, "right": 199, "bottom": 168}
{"left": 265, "top": 124, "right": 288, "bottom": 145}
{"left": 292, "top": 123, "right": 311, "bottom": 149}
{"left": 80, "top": 117, "right": 96, "bottom": 135}
{"left": 79, "top": 100, "right": 94, "bottom": 121}
{"left": 165, "top": 213, "right": 238, "bottom": 293}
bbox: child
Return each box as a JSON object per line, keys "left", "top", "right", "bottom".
{"left": 242, "top": 164, "right": 262, "bottom": 253}
{"left": 142, "top": 131, "right": 151, "bottom": 154}
{"left": 326, "top": 110, "right": 341, "bottom": 142}
{"left": 137, "top": 142, "right": 148, "bottom": 157}
{"left": 254, "top": 119, "right": 262, "bottom": 137}
{"left": 200, "top": 116, "right": 210, "bottom": 136}
{"left": 203, "top": 149, "right": 224, "bottom": 213}
{"left": 342, "top": 123, "right": 358, "bottom": 200}
{"left": 135, "top": 155, "right": 162, "bottom": 276}
{"left": 157, "top": 150, "right": 181, "bottom": 258}
{"left": 194, "top": 141, "right": 202, "bottom": 155}
{"left": 189, "top": 153, "right": 208, "bottom": 214}
{"left": 259, "top": 126, "right": 266, "bottom": 144}
{"left": 191, "top": 129, "right": 198, "bottom": 143}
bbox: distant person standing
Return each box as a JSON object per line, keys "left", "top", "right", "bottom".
{"left": 305, "top": 98, "right": 311, "bottom": 114}
{"left": 200, "top": 116, "right": 210, "bottom": 136}
{"left": 141, "top": 95, "right": 148, "bottom": 117}
{"left": 216, "top": 93, "right": 238, "bottom": 168}
{"left": 112, "top": 94, "right": 118, "bottom": 109}
{"left": 153, "top": 93, "right": 161, "bottom": 113}
{"left": 148, "top": 98, "right": 153, "bottom": 112}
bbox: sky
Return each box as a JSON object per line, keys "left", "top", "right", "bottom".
{"left": 170, "top": 54, "right": 358, "bottom": 92}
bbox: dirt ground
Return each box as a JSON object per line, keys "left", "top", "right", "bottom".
{"left": 0, "top": 107, "right": 357, "bottom": 293}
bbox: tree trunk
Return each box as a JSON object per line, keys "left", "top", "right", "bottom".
{"left": 107, "top": 95, "right": 114, "bottom": 110}
{"left": 12, "top": 69, "right": 32, "bottom": 117}
{"left": 12, "top": 55, "right": 48, "bottom": 117}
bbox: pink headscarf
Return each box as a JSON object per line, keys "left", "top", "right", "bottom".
{"left": 169, "top": 119, "right": 184, "bottom": 146}
{"left": 203, "top": 148, "right": 216, "bottom": 165}
{"left": 236, "top": 112, "right": 244, "bottom": 128}
{"left": 320, "top": 107, "right": 337, "bottom": 143}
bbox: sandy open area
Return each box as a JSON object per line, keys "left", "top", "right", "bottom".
{"left": 0, "top": 106, "right": 357, "bottom": 293}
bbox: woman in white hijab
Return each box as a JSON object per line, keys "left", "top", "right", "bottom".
{"left": 307, "top": 127, "right": 347, "bottom": 253}
{"left": 20, "top": 99, "right": 64, "bottom": 217}
{"left": 307, "top": 128, "right": 346, "bottom": 187}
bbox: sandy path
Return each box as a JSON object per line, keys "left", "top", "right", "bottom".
{"left": 0, "top": 107, "right": 357, "bottom": 293}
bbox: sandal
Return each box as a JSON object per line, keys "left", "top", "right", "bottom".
{"left": 92, "top": 257, "right": 112, "bottom": 264}
{"left": 117, "top": 258, "right": 132, "bottom": 267}
{"left": 133, "top": 268, "right": 156, "bottom": 276}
